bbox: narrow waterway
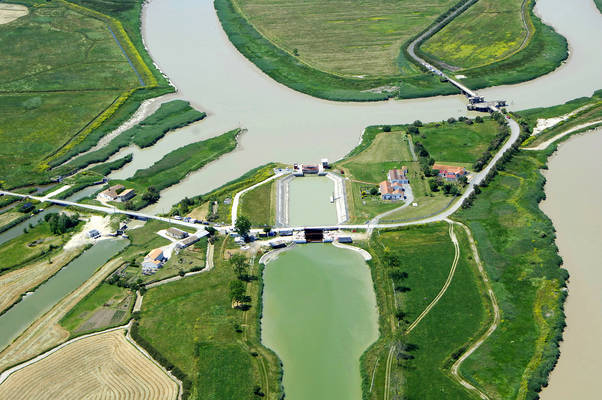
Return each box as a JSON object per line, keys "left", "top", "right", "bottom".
{"left": 118, "top": 0, "right": 602, "bottom": 215}
{"left": 288, "top": 177, "right": 337, "bottom": 227}
{"left": 262, "top": 244, "right": 378, "bottom": 400}
{"left": 0, "top": 239, "right": 127, "bottom": 351}
{"left": 539, "top": 129, "right": 602, "bottom": 399}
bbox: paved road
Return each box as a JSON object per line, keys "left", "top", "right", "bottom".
{"left": 406, "top": 0, "right": 480, "bottom": 94}
{"left": 0, "top": 191, "right": 203, "bottom": 231}
{"left": 231, "top": 171, "right": 285, "bottom": 226}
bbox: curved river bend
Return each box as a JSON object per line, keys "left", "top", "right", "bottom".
{"left": 110, "top": 0, "right": 602, "bottom": 214}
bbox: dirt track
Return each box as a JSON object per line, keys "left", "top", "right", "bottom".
{"left": 0, "top": 329, "right": 178, "bottom": 399}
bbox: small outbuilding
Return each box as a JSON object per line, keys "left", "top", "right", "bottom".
{"left": 166, "top": 227, "right": 189, "bottom": 240}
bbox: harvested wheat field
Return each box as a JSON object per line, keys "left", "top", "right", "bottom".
{"left": 0, "top": 247, "right": 83, "bottom": 314}
{"left": 0, "top": 329, "right": 179, "bottom": 399}
{"left": 0, "top": 4, "right": 28, "bottom": 25}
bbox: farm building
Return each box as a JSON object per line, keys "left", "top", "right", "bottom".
{"left": 142, "top": 248, "right": 166, "bottom": 275}
{"left": 432, "top": 164, "right": 467, "bottom": 181}
{"left": 166, "top": 227, "right": 188, "bottom": 240}
{"left": 387, "top": 167, "right": 409, "bottom": 186}
{"left": 379, "top": 180, "right": 405, "bottom": 201}
{"left": 116, "top": 188, "right": 136, "bottom": 202}
{"left": 177, "top": 235, "right": 200, "bottom": 249}
{"left": 99, "top": 184, "right": 125, "bottom": 202}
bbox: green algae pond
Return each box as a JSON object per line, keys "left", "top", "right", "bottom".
{"left": 262, "top": 244, "right": 378, "bottom": 399}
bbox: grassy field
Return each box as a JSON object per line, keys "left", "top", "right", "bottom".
{"left": 0, "top": 223, "right": 68, "bottom": 274}
{"left": 454, "top": 149, "right": 567, "bottom": 399}
{"left": 418, "top": 119, "right": 503, "bottom": 164}
{"left": 60, "top": 283, "right": 133, "bottom": 334}
{"left": 215, "top": 0, "right": 459, "bottom": 101}
{"left": 596, "top": 0, "right": 602, "bottom": 13}
{"left": 359, "top": 223, "right": 489, "bottom": 399}
{"left": 180, "top": 163, "right": 279, "bottom": 224}
{"left": 421, "top": 0, "right": 526, "bottom": 69}
{"left": 0, "top": 329, "right": 179, "bottom": 399}
{"left": 217, "top": 0, "right": 566, "bottom": 100}
{"left": 56, "top": 100, "right": 206, "bottom": 176}
{"left": 0, "top": 0, "right": 172, "bottom": 187}
{"left": 234, "top": 0, "right": 456, "bottom": 77}
{"left": 136, "top": 237, "right": 282, "bottom": 399}
{"left": 239, "top": 180, "right": 275, "bottom": 227}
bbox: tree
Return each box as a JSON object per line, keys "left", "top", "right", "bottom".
{"left": 370, "top": 187, "right": 379, "bottom": 196}
{"left": 142, "top": 186, "right": 160, "bottom": 204}
{"left": 263, "top": 225, "right": 272, "bottom": 234}
{"left": 428, "top": 179, "right": 440, "bottom": 192}
{"left": 229, "top": 280, "right": 246, "bottom": 303}
{"left": 382, "top": 125, "right": 391, "bottom": 132}
{"left": 447, "top": 117, "right": 456, "bottom": 124}
{"left": 205, "top": 226, "right": 217, "bottom": 236}
{"left": 413, "top": 120, "right": 423, "bottom": 127}
{"left": 124, "top": 200, "right": 134, "bottom": 210}
{"left": 475, "top": 116, "right": 484, "bottom": 123}
{"left": 235, "top": 215, "right": 252, "bottom": 238}
{"left": 407, "top": 126, "right": 419, "bottom": 135}
{"left": 230, "top": 254, "right": 248, "bottom": 278}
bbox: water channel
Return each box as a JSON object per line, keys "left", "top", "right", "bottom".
{"left": 262, "top": 244, "right": 378, "bottom": 400}
{"left": 539, "top": 129, "right": 602, "bottom": 399}
{"left": 0, "top": 238, "right": 127, "bottom": 351}
{"left": 288, "top": 177, "right": 337, "bottom": 227}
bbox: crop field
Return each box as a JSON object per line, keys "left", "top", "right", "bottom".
{"left": 60, "top": 283, "right": 133, "bottom": 334}
{"left": 239, "top": 180, "right": 275, "bottom": 226}
{"left": 234, "top": 0, "right": 456, "bottom": 77}
{"left": 418, "top": 119, "right": 502, "bottom": 163}
{"left": 0, "top": 329, "right": 179, "bottom": 399}
{"left": 421, "top": 0, "right": 527, "bottom": 69}
{"left": 0, "top": 247, "right": 83, "bottom": 314}
{"left": 455, "top": 150, "right": 568, "bottom": 398}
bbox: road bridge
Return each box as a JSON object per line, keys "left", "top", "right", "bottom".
{"left": 406, "top": 0, "right": 505, "bottom": 112}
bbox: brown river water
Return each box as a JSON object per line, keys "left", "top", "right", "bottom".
{"left": 539, "top": 129, "right": 602, "bottom": 398}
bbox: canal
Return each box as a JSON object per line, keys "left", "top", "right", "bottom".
{"left": 288, "top": 177, "right": 337, "bottom": 227}
{"left": 262, "top": 244, "right": 378, "bottom": 399}
{"left": 0, "top": 239, "right": 127, "bottom": 351}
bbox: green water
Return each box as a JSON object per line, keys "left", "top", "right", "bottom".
{"left": 262, "top": 244, "right": 379, "bottom": 400}
{"left": 0, "top": 239, "right": 127, "bottom": 351}
{"left": 288, "top": 176, "right": 337, "bottom": 227}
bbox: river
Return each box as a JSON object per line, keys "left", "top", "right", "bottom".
{"left": 0, "top": 239, "right": 127, "bottom": 351}
{"left": 107, "top": 0, "right": 602, "bottom": 215}
{"left": 262, "top": 244, "right": 378, "bottom": 400}
{"left": 539, "top": 129, "right": 602, "bottom": 399}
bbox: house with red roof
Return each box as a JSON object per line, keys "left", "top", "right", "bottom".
{"left": 432, "top": 164, "right": 467, "bottom": 181}
{"left": 380, "top": 180, "right": 406, "bottom": 201}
